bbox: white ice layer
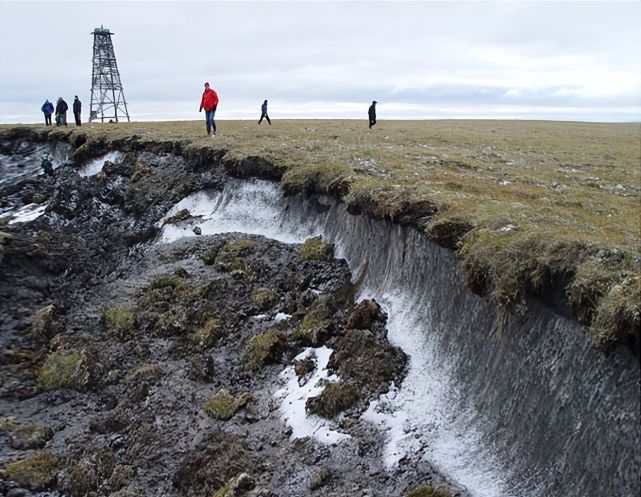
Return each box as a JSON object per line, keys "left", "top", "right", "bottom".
{"left": 78, "top": 151, "right": 123, "bottom": 177}
{"left": 274, "top": 346, "right": 350, "bottom": 444}
{"left": 158, "top": 178, "right": 517, "bottom": 497}
{"left": 360, "top": 292, "right": 514, "bottom": 497}
{"left": 158, "top": 180, "right": 321, "bottom": 244}
{"left": 1, "top": 203, "right": 47, "bottom": 224}
{"left": 274, "top": 312, "right": 291, "bottom": 322}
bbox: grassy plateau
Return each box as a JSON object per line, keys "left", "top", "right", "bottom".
{"left": 1, "top": 119, "right": 639, "bottom": 353}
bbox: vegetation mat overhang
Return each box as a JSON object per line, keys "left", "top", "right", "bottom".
{"left": 2, "top": 119, "right": 639, "bottom": 355}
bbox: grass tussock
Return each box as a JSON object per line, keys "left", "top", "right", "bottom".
{"left": 162, "top": 208, "right": 191, "bottom": 226}
{"left": 203, "top": 389, "right": 251, "bottom": 421}
{"left": 298, "top": 236, "right": 335, "bottom": 262}
{"left": 194, "top": 316, "right": 224, "bottom": 348}
{"left": 244, "top": 329, "right": 286, "bottom": 370}
{"left": 3, "top": 451, "right": 60, "bottom": 490}
{"left": 36, "top": 348, "right": 94, "bottom": 391}
{"left": 3, "top": 120, "right": 639, "bottom": 352}
{"left": 0, "top": 417, "right": 53, "bottom": 450}
{"left": 102, "top": 306, "right": 137, "bottom": 340}
{"left": 406, "top": 486, "right": 451, "bottom": 497}
{"left": 305, "top": 382, "right": 359, "bottom": 419}
{"left": 250, "top": 287, "right": 280, "bottom": 310}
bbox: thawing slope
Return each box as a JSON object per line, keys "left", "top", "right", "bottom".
{"left": 158, "top": 179, "right": 640, "bottom": 497}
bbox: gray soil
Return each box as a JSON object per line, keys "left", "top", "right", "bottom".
{"left": 0, "top": 140, "right": 467, "bottom": 497}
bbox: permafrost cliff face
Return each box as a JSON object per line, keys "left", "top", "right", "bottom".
{"left": 160, "top": 178, "right": 641, "bottom": 497}
{"left": 2, "top": 135, "right": 639, "bottom": 497}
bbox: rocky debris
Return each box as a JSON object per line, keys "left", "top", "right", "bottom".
{"left": 0, "top": 138, "right": 463, "bottom": 497}
{"left": 0, "top": 418, "right": 53, "bottom": 450}
{"left": 173, "top": 431, "right": 258, "bottom": 496}
{"left": 345, "top": 299, "right": 386, "bottom": 331}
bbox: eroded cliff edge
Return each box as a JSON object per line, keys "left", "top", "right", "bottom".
{"left": 1, "top": 125, "right": 639, "bottom": 497}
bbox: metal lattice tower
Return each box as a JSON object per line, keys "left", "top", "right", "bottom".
{"left": 89, "top": 26, "right": 130, "bottom": 123}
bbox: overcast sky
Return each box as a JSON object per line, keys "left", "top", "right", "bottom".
{"left": 1, "top": 1, "right": 640, "bottom": 123}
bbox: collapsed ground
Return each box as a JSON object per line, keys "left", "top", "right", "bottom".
{"left": 0, "top": 142, "right": 460, "bottom": 497}
{"left": 1, "top": 122, "right": 638, "bottom": 356}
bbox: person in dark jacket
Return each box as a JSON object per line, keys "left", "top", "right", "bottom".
{"left": 55, "top": 97, "right": 68, "bottom": 126}
{"left": 258, "top": 100, "right": 271, "bottom": 125}
{"left": 73, "top": 96, "right": 82, "bottom": 126}
{"left": 368, "top": 101, "right": 377, "bottom": 129}
{"left": 41, "top": 100, "right": 54, "bottom": 126}
{"left": 199, "top": 82, "right": 219, "bottom": 136}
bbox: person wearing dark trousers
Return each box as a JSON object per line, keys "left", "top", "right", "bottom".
{"left": 73, "top": 96, "right": 82, "bottom": 126}
{"left": 41, "top": 100, "right": 54, "bottom": 126}
{"left": 258, "top": 100, "right": 271, "bottom": 125}
{"left": 199, "top": 82, "right": 219, "bottom": 136}
{"left": 55, "top": 97, "right": 68, "bottom": 126}
{"left": 368, "top": 100, "right": 377, "bottom": 129}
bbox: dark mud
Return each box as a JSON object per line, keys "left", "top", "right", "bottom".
{"left": 1, "top": 143, "right": 463, "bottom": 497}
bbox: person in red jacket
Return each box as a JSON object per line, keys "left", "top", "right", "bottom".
{"left": 199, "top": 82, "right": 219, "bottom": 136}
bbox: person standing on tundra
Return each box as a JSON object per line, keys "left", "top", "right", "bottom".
{"left": 258, "top": 99, "right": 271, "bottom": 125}
{"left": 199, "top": 82, "right": 219, "bottom": 136}
{"left": 368, "top": 100, "right": 377, "bottom": 129}
{"left": 73, "top": 96, "right": 82, "bottom": 126}
{"left": 41, "top": 100, "right": 54, "bottom": 126}
{"left": 55, "top": 97, "right": 68, "bottom": 126}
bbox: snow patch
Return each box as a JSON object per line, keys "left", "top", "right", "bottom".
{"left": 78, "top": 151, "right": 123, "bottom": 177}
{"left": 274, "top": 346, "right": 350, "bottom": 445}
{"left": 1, "top": 203, "right": 47, "bottom": 224}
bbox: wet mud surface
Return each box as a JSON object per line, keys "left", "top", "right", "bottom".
{"left": 1, "top": 141, "right": 464, "bottom": 497}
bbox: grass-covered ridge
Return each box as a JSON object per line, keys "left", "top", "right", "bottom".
{"left": 2, "top": 119, "right": 639, "bottom": 353}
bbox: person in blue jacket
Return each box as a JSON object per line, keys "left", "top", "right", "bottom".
{"left": 258, "top": 99, "right": 271, "bottom": 125}
{"left": 41, "top": 100, "right": 54, "bottom": 126}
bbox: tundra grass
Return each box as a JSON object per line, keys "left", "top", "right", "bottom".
{"left": 2, "top": 119, "right": 639, "bottom": 352}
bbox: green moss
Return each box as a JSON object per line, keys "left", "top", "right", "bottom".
{"left": 102, "top": 306, "right": 136, "bottom": 340}
{"left": 251, "top": 287, "right": 280, "bottom": 310}
{"left": 208, "top": 238, "right": 258, "bottom": 275}
{"left": 221, "top": 238, "right": 258, "bottom": 256}
{"left": 244, "top": 329, "right": 285, "bottom": 370}
{"left": 298, "top": 236, "right": 335, "bottom": 262}
{"left": 163, "top": 208, "right": 191, "bottom": 225}
{"left": 37, "top": 348, "right": 93, "bottom": 391}
{"left": 291, "top": 295, "right": 335, "bottom": 345}
{"left": 406, "top": 486, "right": 451, "bottom": 497}
{"left": 305, "top": 382, "right": 359, "bottom": 419}
{"left": 203, "top": 389, "right": 251, "bottom": 421}
{"left": 0, "top": 417, "right": 53, "bottom": 450}
{"left": 136, "top": 274, "right": 198, "bottom": 329}
{"left": 3, "top": 451, "right": 60, "bottom": 490}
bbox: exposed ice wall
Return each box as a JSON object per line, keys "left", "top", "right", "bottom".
{"left": 158, "top": 178, "right": 640, "bottom": 497}
{"left": 78, "top": 151, "right": 123, "bottom": 177}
